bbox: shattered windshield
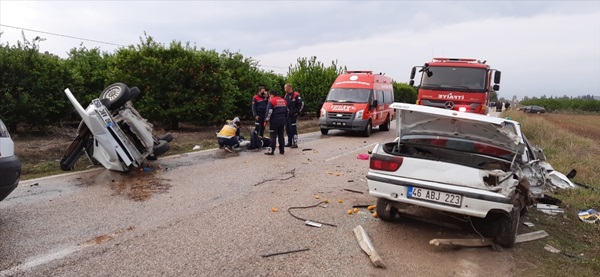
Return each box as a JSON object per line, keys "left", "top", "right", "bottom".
{"left": 421, "top": 67, "right": 487, "bottom": 91}
{"left": 326, "top": 88, "right": 371, "bottom": 103}
{"left": 401, "top": 135, "right": 515, "bottom": 160}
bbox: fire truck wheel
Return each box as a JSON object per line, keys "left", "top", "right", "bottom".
{"left": 379, "top": 116, "right": 390, "bottom": 131}
{"left": 362, "top": 121, "right": 372, "bottom": 137}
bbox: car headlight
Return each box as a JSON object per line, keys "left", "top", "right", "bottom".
{"left": 355, "top": 110, "right": 364, "bottom": 119}
{"left": 320, "top": 108, "right": 326, "bottom": 118}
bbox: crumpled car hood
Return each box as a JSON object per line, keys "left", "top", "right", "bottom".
{"left": 390, "top": 103, "right": 522, "bottom": 152}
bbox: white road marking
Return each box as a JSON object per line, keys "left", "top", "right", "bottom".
{"left": 0, "top": 244, "right": 90, "bottom": 277}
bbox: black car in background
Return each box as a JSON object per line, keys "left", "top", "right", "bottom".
{"left": 523, "top": 105, "right": 546, "bottom": 113}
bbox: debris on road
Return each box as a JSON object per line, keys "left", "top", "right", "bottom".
{"left": 337, "top": 198, "right": 343, "bottom": 203}
{"left": 536, "top": 204, "right": 565, "bottom": 215}
{"left": 515, "top": 230, "right": 549, "bottom": 243}
{"left": 192, "top": 145, "right": 201, "bottom": 150}
{"left": 544, "top": 244, "right": 561, "bottom": 254}
{"left": 287, "top": 202, "right": 337, "bottom": 227}
{"left": 30, "top": 183, "right": 39, "bottom": 187}
{"left": 367, "top": 205, "right": 376, "bottom": 211}
{"left": 577, "top": 209, "right": 599, "bottom": 223}
{"left": 523, "top": 222, "right": 535, "bottom": 227}
{"left": 430, "top": 230, "right": 549, "bottom": 248}
{"left": 353, "top": 225, "right": 386, "bottom": 268}
{"left": 253, "top": 168, "right": 296, "bottom": 186}
{"left": 357, "top": 153, "right": 370, "bottom": 160}
{"left": 271, "top": 207, "right": 279, "bottom": 212}
{"left": 343, "top": 188, "right": 364, "bottom": 194}
{"left": 302, "top": 148, "right": 313, "bottom": 151}
{"left": 305, "top": 220, "right": 322, "bottom": 228}
{"left": 261, "top": 248, "right": 310, "bottom": 258}
{"left": 430, "top": 238, "right": 494, "bottom": 247}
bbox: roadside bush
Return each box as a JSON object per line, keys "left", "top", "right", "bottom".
{"left": 393, "top": 82, "right": 417, "bottom": 104}
{"left": 286, "top": 56, "right": 344, "bottom": 115}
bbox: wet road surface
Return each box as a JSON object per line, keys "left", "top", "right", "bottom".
{"left": 0, "top": 125, "right": 515, "bottom": 276}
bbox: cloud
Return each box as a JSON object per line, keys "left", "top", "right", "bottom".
{"left": 1, "top": 1, "right": 599, "bottom": 99}
{"left": 254, "top": 11, "right": 600, "bottom": 99}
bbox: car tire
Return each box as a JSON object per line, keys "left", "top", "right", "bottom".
{"left": 320, "top": 128, "right": 329, "bottom": 135}
{"left": 362, "top": 120, "right": 372, "bottom": 137}
{"left": 379, "top": 116, "right": 390, "bottom": 131}
{"left": 100, "top": 83, "right": 131, "bottom": 110}
{"left": 376, "top": 198, "right": 398, "bottom": 222}
{"left": 495, "top": 205, "right": 521, "bottom": 248}
{"left": 152, "top": 140, "right": 170, "bottom": 157}
{"left": 159, "top": 133, "right": 174, "bottom": 143}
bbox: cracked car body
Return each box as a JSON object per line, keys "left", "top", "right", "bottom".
{"left": 62, "top": 88, "right": 167, "bottom": 172}
{"left": 367, "top": 103, "right": 574, "bottom": 246}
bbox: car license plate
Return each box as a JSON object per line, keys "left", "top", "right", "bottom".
{"left": 407, "top": 186, "right": 462, "bottom": 207}
{"left": 95, "top": 106, "right": 115, "bottom": 127}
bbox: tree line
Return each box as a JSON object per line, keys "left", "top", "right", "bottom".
{"left": 0, "top": 34, "right": 417, "bottom": 132}
{"left": 520, "top": 98, "right": 600, "bottom": 113}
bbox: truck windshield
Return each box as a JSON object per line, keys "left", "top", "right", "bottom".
{"left": 421, "top": 67, "right": 487, "bottom": 92}
{"left": 326, "top": 88, "right": 371, "bottom": 103}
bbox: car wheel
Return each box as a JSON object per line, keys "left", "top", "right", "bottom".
{"left": 362, "top": 120, "right": 372, "bottom": 137}
{"left": 100, "top": 83, "right": 131, "bottom": 110}
{"left": 320, "top": 128, "right": 329, "bottom": 135}
{"left": 379, "top": 116, "right": 390, "bottom": 131}
{"left": 159, "top": 133, "right": 174, "bottom": 143}
{"left": 152, "top": 140, "right": 170, "bottom": 157}
{"left": 376, "top": 198, "right": 398, "bottom": 222}
{"left": 495, "top": 205, "right": 521, "bottom": 248}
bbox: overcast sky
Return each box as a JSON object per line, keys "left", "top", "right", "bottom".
{"left": 1, "top": 1, "right": 599, "bottom": 100}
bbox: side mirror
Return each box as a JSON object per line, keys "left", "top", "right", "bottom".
{"left": 371, "top": 100, "right": 378, "bottom": 108}
{"left": 494, "top": 71, "right": 501, "bottom": 84}
{"left": 493, "top": 84, "right": 500, "bottom": 91}
{"left": 409, "top": 80, "right": 415, "bottom": 86}
{"left": 410, "top": 67, "right": 416, "bottom": 79}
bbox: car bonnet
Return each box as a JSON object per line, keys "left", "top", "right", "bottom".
{"left": 390, "top": 103, "right": 522, "bottom": 152}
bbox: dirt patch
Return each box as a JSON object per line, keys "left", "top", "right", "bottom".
{"left": 110, "top": 173, "right": 172, "bottom": 202}
{"left": 539, "top": 113, "right": 600, "bottom": 141}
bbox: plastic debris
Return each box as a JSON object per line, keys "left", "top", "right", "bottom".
{"left": 544, "top": 244, "right": 561, "bottom": 254}
{"left": 536, "top": 204, "right": 564, "bottom": 215}
{"left": 357, "top": 153, "right": 370, "bottom": 160}
{"left": 578, "top": 209, "right": 599, "bottom": 223}
{"left": 261, "top": 248, "right": 310, "bottom": 258}
{"left": 192, "top": 145, "right": 201, "bottom": 150}
{"left": 305, "top": 220, "right": 322, "bottom": 228}
{"left": 523, "top": 222, "right": 535, "bottom": 227}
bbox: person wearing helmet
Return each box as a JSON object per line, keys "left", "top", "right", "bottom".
{"left": 217, "top": 117, "right": 241, "bottom": 153}
{"left": 264, "top": 90, "right": 288, "bottom": 155}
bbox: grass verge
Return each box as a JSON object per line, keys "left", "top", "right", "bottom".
{"left": 505, "top": 110, "right": 600, "bottom": 277}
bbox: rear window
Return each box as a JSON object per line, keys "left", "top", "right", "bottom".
{"left": 401, "top": 135, "right": 514, "bottom": 159}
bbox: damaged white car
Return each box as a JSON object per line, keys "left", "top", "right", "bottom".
{"left": 367, "top": 103, "right": 575, "bottom": 247}
{"left": 60, "top": 83, "right": 172, "bottom": 172}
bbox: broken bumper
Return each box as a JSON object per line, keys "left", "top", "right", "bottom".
{"left": 367, "top": 172, "right": 514, "bottom": 218}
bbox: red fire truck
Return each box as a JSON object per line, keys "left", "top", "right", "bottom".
{"left": 409, "top": 58, "right": 501, "bottom": 114}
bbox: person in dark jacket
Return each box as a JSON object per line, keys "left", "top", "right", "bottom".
{"left": 252, "top": 86, "right": 268, "bottom": 136}
{"left": 264, "top": 90, "right": 288, "bottom": 155}
{"left": 247, "top": 130, "right": 271, "bottom": 150}
{"left": 283, "top": 83, "right": 304, "bottom": 148}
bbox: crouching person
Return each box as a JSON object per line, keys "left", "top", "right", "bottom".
{"left": 217, "top": 117, "right": 241, "bottom": 153}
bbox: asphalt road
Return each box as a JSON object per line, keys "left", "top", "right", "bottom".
{"left": 0, "top": 123, "right": 515, "bottom": 277}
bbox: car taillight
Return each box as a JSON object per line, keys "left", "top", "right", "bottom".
{"left": 370, "top": 154, "right": 403, "bottom": 171}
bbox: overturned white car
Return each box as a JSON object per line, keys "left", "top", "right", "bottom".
{"left": 60, "top": 83, "right": 172, "bottom": 172}
{"left": 367, "top": 103, "right": 574, "bottom": 247}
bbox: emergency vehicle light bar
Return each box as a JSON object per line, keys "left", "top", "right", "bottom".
{"left": 345, "top": 70, "right": 373, "bottom": 74}
{"left": 432, "top": 58, "right": 478, "bottom": 63}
